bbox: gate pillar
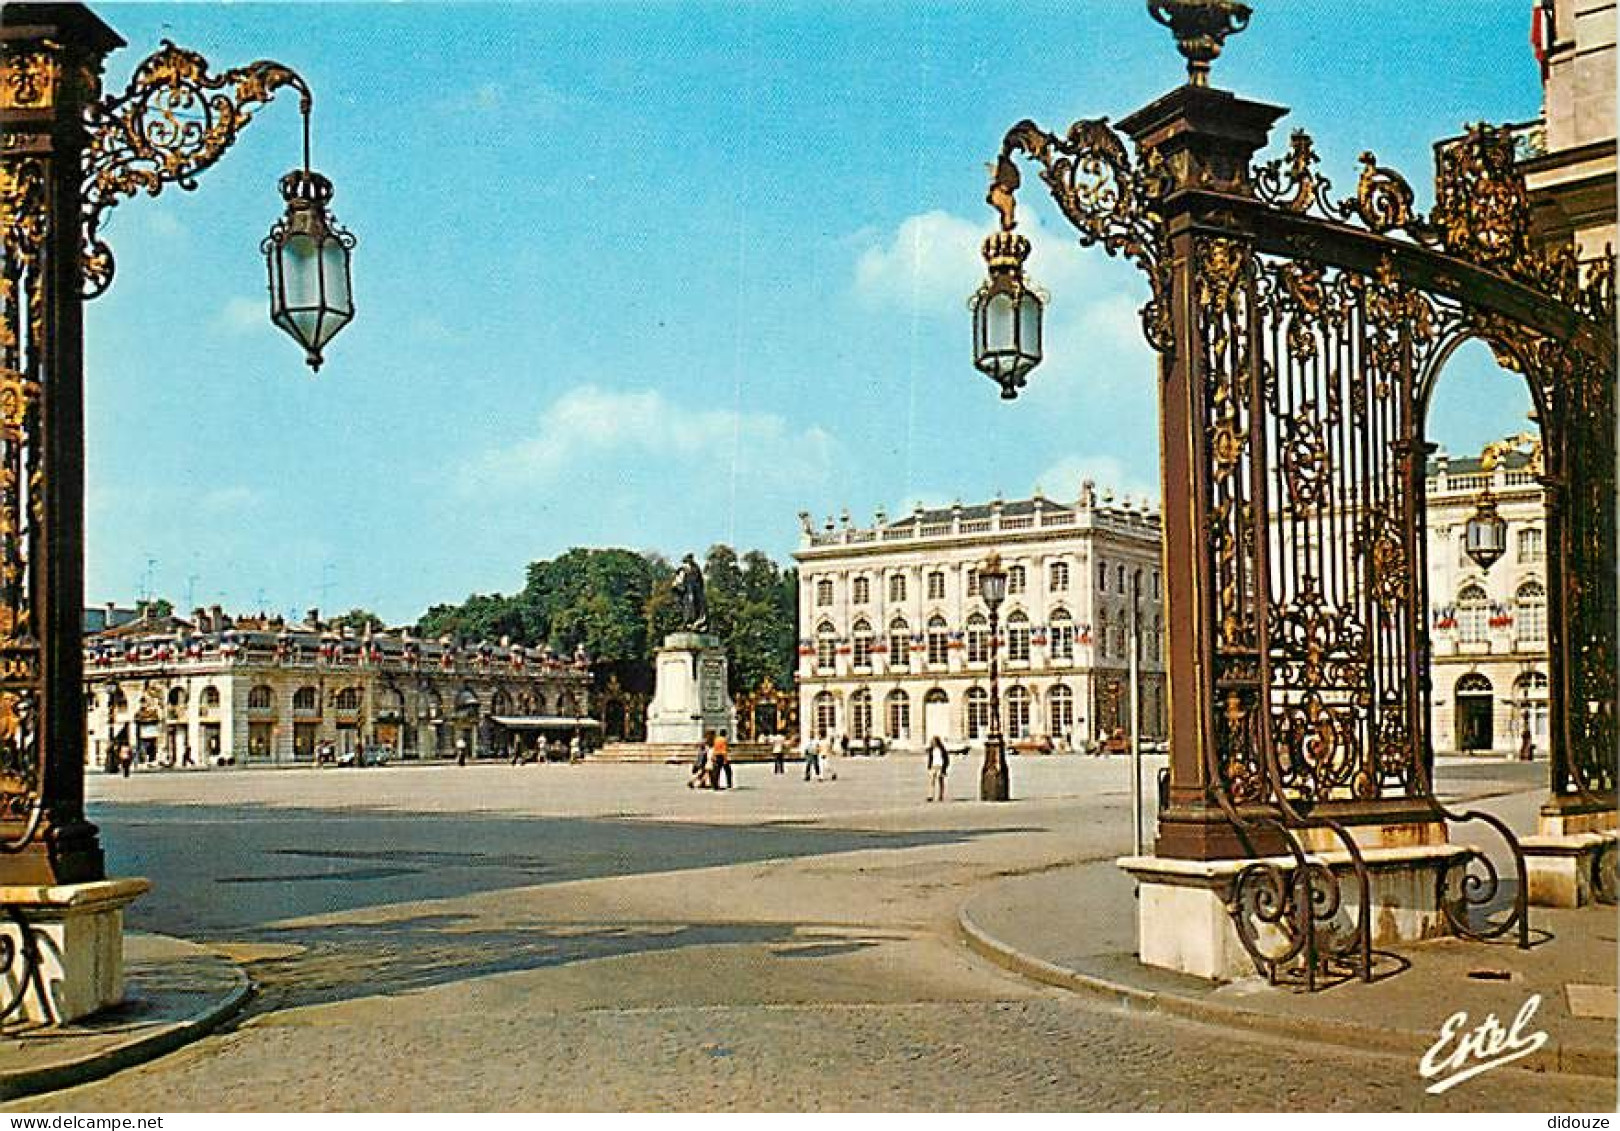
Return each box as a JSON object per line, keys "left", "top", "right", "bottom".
{"left": 1116, "top": 85, "right": 1285, "bottom": 860}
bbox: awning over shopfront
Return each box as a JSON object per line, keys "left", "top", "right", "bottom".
{"left": 490, "top": 716, "right": 602, "bottom": 731}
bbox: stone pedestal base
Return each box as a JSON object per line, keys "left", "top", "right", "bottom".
{"left": 1117, "top": 846, "right": 1469, "bottom": 982}
{"left": 0, "top": 878, "right": 150, "bottom": 1025}
{"left": 646, "top": 632, "right": 734, "bottom": 746}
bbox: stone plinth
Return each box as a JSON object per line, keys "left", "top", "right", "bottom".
{"left": 645, "top": 632, "right": 734, "bottom": 746}
{"left": 1117, "top": 846, "right": 1470, "bottom": 982}
{"left": 0, "top": 877, "right": 150, "bottom": 1026}
{"left": 1523, "top": 808, "right": 1617, "bottom": 908}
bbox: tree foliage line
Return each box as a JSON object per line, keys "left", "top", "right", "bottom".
{"left": 415, "top": 546, "right": 798, "bottom": 694}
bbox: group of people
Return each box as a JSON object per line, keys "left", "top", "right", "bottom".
{"left": 688, "top": 731, "right": 734, "bottom": 790}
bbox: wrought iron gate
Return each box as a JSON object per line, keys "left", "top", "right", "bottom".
{"left": 985, "top": 14, "right": 1615, "bottom": 988}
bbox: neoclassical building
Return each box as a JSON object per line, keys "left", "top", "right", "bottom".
{"left": 794, "top": 484, "right": 1166, "bottom": 751}
{"left": 84, "top": 608, "right": 594, "bottom": 769}
{"left": 1424, "top": 438, "right": 1550, "bottom": 755}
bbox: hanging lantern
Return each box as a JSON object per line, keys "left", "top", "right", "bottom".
{"left": 263, "top": 168, "right": 356, "bottom": 372}
{"left": 978, "top": 551, "right": 1010, "bottom": 611}
{"left": 1464, "top": 490, "right": 1508, "bottom": 571}
{"left": 970, "top": 230, "right": 1043, "bottom": 399}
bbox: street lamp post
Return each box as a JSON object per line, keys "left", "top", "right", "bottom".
{"left": 0, "top": 2, "right": 349, "bottom": 1023}
{"left": 978, "top": 552, "right": 1010, "bottom": 801}
{"left": 1464, "top": 490, "right": 1509, "bottom": 572}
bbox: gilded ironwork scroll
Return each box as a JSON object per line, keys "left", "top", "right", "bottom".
{"left": 993, "top": 118, "right": 1173, "bottom": 350}
{"left": 0, "top": 152, "right": 48, "bottom": 848}
{"left": 81, "top": 41, "right": 310, "bottom": 297}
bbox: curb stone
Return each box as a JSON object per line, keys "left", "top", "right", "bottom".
{"left": 956, "top": 901, "right": 1615, "bottom": 1081}
{"left": 0, "top": 962, "right": 252, "bottom": 1103}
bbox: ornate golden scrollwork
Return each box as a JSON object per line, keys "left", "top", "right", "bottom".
{"left": 993, "top": 117, "right": 1173, "bottom": 350}
{"left": 80, "top": 40, "right": 311, "bottom": 298}
{"left": 1254, "top": 130, "right": 1335, "bottom": 219}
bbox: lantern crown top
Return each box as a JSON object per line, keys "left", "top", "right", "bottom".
{"left": 279, "top": 168, "right": 335, "bottom": 206}
{"left": 1147, "top": 0, "right": 1252, "bottom": 87}
{"left": 982, "top": 230, "right": 1031, "bottom": 274}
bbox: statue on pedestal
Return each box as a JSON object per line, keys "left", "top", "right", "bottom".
{"left": 672, "top": 553, "right": 708, "bottom": 632}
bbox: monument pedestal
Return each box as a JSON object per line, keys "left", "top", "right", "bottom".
{"left": 0, "top": 877, "right": 149, "bottom": 1026}
{"left": 645, "top": 632, "right": 735, "bottom": 746}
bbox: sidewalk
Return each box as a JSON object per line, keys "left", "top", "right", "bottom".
{"left": 959, "top": 859, "right": 1617, "bottom": 1079}
{"left": 0, "top": 933, "right": 249, "bottom": 1102}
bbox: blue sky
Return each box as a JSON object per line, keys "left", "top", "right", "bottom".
{"left": 88, "top": 1, "right": 1542, "bottom": 624}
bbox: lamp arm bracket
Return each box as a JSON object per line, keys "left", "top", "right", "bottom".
{"left": 80, "top": 40, "right": 313, "bottom": 299}
{"left": 989, "top": 115, "right": 1174, "bottom": 351}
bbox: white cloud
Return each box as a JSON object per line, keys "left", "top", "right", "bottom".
{"left": 1034, "top": 454, "right": 1158, "bottom": 508}
{"left": 216, "top": 296, "right": 266, "bottom": 336}
{"left": 854, "top": 209, "right": 985, "bottom": 313}
{"left": 464, "top": 385, "right": 837, "bottom": 494}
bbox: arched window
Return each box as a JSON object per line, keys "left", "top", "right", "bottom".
{"left": 1456, "top": 672, "right": 1493, "bottom": 694}
{"left": 1514, "top": 670, "right": 1549, "bottom": 743}
{"left": 1457, "top": 584, "right": 1490, "bottom": 644}
{"left": 927, "top": 570, "right": 946, "bottom": 600}
{"left": 888, "top": 573, "right": 907, "bottom": 603}
{"left": 293, "top": 686, "right": 318, "bottom": 713}
{"left": 248, "top": 685, "right": 274, "bottom": 712}
{"left": 966, "top": 686, "right": 990, "bottom": 739}
{"left": 558, "top": 692, "right": 579, "bottom": 717}
{"left": 888, "top": 618, "right": 910, "bottom": 670}
{"left": 816, "top": 622, "right": 837, "bottom": 673}
{"left": 852, "top": 620, "right": 873, "bottom": 669}
{"left": 1049, "top": 684, "right": 1074, "bottom": 738}
{"left": 1050, "top": 609, "right": 1075, "bottom": 662}
{"left": 1007, "top": 611, "right": 1031, "bottom": 662}
{"left": 966, "top": 613, "right": 989, "bottom": 665}
{"left": 850, "top": 688, "right": 873, "bottom": 739}
{"left": 966, "top": 568, "right": 980, "bottom": 598}
{"left": 885, "top": 690, "right": 911, "bottom": 741}
{"left": 491, "top": 689, "right": 511, "bottom": 715}
{"left": 1117, "top": 564, "right": 1126, "bottom": 592}
{"left": 335, "top": 686, "right": 362, "bottom": 711}
{"left": 1006, "top": 685, "right": 1031, "bottom": 738}
{"left": 852, "top": 576, "right": 870, "bottom": 604}
{"left": 1049, "top": 560, "right": 1070, "bottom": 592}
{"left": 1008, "top": 564, "right": 1026, "bottom": 595}
{"left": 815, "top": 578, "right": 834, "bottom": 607}
{"left": 167, "top": 686, "right": 188, "bottom": 709}
{"left": 927, "top": 615, "right": 950, "bottom": 667}
{"left": 1516, "top": 581, "right": 1546, "bottom": 645}
{"left": 813, "top": 691, "right": 836, "bottom": 738}
{"left": 200, "top": 686, "right": 221, "bottom": 710}
{"left": 1097, "top": 561, "right": 1108, "bottom": 592}
{"left": 1152, "top": 614, "right": 1164, "bottom": 660}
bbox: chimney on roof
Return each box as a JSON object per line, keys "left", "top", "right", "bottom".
{"left": 1079, "top": 479, "right": 1096, "bottom": 509}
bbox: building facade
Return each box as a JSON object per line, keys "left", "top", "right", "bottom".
{"left": 794, "top": 484, "right": 1166, "bottom": 751}
{"left": 84, "top": 608, "right": 594, "bottom": 769}
{"left": 1524, "top": 0, "right": 1615, "bottom": 261}
{"left": 1424, "top": 440, "right": 1549, "bottom": 755}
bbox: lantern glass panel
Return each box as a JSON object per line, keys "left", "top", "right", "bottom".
{"left": 981, "top": 571, "right": 1008, "bottom": 607}
{"left": 988, "top": 292, "right": 1015, "bottom": 364}
{"left": 1018, "top": 289, "right": 1042, "bottom": 362}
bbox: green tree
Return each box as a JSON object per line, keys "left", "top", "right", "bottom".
{"left": 330, "top": 607, "right": 385, "bottom": 634}
{"left": 135, "top": 597, "right": 174, "bottom": 620}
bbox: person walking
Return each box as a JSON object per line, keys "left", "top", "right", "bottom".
{"left": 818, "top": 732, "right": 837, "bottom": 782}
{"left": 803, "top": 734, "right": 821, "bottom": 782}
{"left": 926, "top": 736, "right": 950, "bottom": 802}
{"left": 689, "top": 734, "right": 712, "bottom": 789}
{"left": 712, "top": 732, "right": 733, "bottom": 790}
{"left": 1519, "top": 727, "right": 1535, "bottom": 762}
{"left": 771, "top": 733, "right": 786, "bottom": 775}
{"left": 455, "top": 736, "right": 468, "bottom": 767}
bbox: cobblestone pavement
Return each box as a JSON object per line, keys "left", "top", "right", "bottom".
{"left": 6, "top": 756, "right": 1609, "bottom": 1112}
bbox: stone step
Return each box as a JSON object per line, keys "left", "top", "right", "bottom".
{"left": 588, "top": 741, "right": 785, "bottom": 764}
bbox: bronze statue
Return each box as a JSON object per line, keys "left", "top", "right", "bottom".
{"left": 672, "top": 554, "right": 708, "bottom": 631}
